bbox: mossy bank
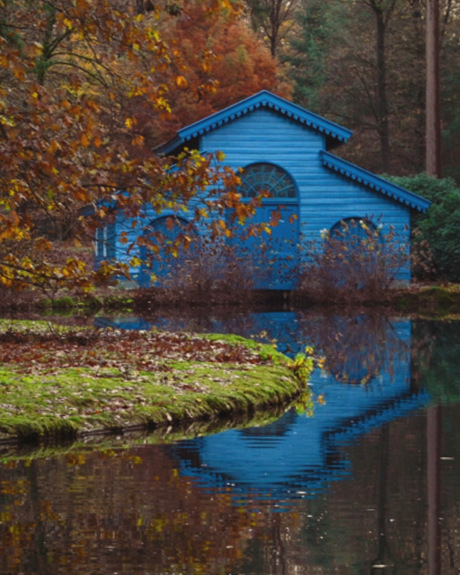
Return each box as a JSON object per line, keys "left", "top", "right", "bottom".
{"left": 0, "top": 320, "right": 312, "bottom": 443}
{"left": 14, "top": 282, "right": 460, "bottom": 317}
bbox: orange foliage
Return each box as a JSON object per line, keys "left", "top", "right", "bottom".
{"left": 0, "top": 0, "right": 244, "bottom": 293}
{"left": 136, "top": 1, "right": 292, "bottom": 145}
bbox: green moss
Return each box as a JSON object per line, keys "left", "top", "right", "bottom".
{"left": 35, "top": 293, "right": 135, "bottom": 315}
{"left": 0, "top": 318, "right": 54, "bottom": 330}
{"left": 0, "top": 327, "right": 310, "bottom": 443}
{"left": 102, "top": 295, "right": 134, "bottom": 311}
{"left": 393, "top": 285, "right": 460, "bottom": 316}
{"left": 38, "top": 296, "right": 77, "bottom": 310}
{"left": 0, "top": 408, "right": 288, "bottom": 463}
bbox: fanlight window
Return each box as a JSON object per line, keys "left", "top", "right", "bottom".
{"left": 238, "top": 163, "right": 297, "bottom": 199}
{"left": 146, "top": 215, "right": 189, "bottom": 239}
{"left": 330, "top": 217, "right": 377, "bottom": 241}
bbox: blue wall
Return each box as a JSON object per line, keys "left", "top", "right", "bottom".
{"left": 202, "top": 109, "right": 412, "bottom": 283}
{"left": 97, "top": 107, "right": 413, "bottom": 287}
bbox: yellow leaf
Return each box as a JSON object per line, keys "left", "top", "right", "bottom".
{"left": 47, "top": 140, "right": 60, "bottom": 155}
{"left": 176, "top": 75, "right": 188, "bottom": 89}
{"left": 0, "top": 115, "right": 15, "bottom": 127}
{"left": 12, "top": 67, "right": 25, "bottom": 81}
{"left": 131, "top": 135, "right": 145, "bottom": 147}
{"left": 80, "top": 133, "right": 90, "bottom": 147}
{"left": 155, "top": 97, "right": 171, "bottom": 112}
{"left": 216, "top": 151, "right": 225, "bottom": 162}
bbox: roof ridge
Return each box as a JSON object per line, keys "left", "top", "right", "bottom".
{"left": 157, "top": 91, "right": 352, "bottom": 155}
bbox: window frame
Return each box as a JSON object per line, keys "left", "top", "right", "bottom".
{"left": 237, "top": 162, "right": 298, "bottom": 202}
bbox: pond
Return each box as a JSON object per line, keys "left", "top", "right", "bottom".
{"left": 1, "top": 310, "right": 460, "bottom": 574}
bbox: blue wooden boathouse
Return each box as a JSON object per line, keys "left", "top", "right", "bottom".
{"left": 95, "top": 90, "right": 430, "bottom": 289}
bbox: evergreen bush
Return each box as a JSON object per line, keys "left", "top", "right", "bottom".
{"left": 385, "top": 174, "right": 460, "bottom": 283}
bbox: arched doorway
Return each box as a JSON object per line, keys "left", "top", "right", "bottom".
{"left": 231, "top": 162, "right": 300, "bottom": 290}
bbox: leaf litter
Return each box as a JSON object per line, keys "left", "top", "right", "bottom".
{"left": 0, "top": 323, "right": 304, "bottom": 440}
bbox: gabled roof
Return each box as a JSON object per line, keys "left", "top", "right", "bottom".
{"left": 321, "top": 151, "right": 431, "bottom": 213}
{"left": 157, "top": 90, "right": 352, "bottom": 155}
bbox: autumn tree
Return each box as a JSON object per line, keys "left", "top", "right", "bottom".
{"left": 0, "top": 0, "right": 243, "bottom": 294}
{"left": 137, "top": 0, "right": 292, "bottom": 145}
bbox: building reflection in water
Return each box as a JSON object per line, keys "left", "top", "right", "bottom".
{"left": 151, "top": 312, "right": 431, "bottom": 503}
{"left": 2, "top": 311, "right": 456, "bottom": 574}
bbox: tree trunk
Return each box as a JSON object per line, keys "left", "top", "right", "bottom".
{"left": 426, "top": 0, "right": 442, "bottom": 176}
{"left": 374, "top": 4, "right": 390, "bottom": 172}
{"left": 269, "top": 0, "right": 282, "bottom": 57}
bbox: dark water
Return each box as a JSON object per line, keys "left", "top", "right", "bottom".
{"left": 1, "top": 311, "right": 460, "bottom": 574}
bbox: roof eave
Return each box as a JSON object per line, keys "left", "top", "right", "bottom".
{"left": 155, "top": 135, "right": 183, "bottom": 156}
{"left": 320, "top": 151, "right": 431, "bottom": 213}
{"left": 156, "top": 91, "right": 352, "bottom": 156}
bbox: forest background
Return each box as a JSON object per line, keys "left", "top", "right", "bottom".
{"left": 0, "top": 0, "right": 459, "bottom": 294}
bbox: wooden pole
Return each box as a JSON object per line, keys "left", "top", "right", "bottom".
{"left": 426, "top": 0, "right": 442, "bottom": 176}
{"left": 427, "top": 406, "right": 441, "bottom": 575}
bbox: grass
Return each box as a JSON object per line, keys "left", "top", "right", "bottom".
{"left": 0, "top": 407, "right": 289, "bottom": 462}
{"left": 393, "top": 284, "right": 460, "bottom": 316}
{"left": 0, "top": 320, "right": 311, "bottom": 443}
{"left": 4, "top": 281, "right": 460, "bottom": 318}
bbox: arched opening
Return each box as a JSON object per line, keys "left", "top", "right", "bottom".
{"left": 139, "top": 215, "right": 194, "bottom": 287}
{"left": 330, "top": 217, "right": 379, "bottom": 244}
{"left": 231, "top": 163, "right": 300, "bottom": 290}
{"left": 238, "top": 163, "right": 298, "bottom": 199}
{"left": 327, "top": 217, "right": 384, "bottom": 290}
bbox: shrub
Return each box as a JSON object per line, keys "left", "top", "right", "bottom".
{"left": 385, "top": 173, "right": 460, "bottom": 283}
{"left": 297, "top": 218, "right": 409, "bottom": 303}
{"left": 143, "top": 234, "right": 256, "bottom": 305}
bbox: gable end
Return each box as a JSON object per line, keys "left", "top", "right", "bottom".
{"left": 157, "top": 91, "right": 352, "bottom": 155}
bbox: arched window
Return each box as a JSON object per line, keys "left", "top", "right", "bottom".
{"left": 238, "top": 163, "right": 297, "bottom": 199}
{"left": 326, "top": 217, "right": 383, "bottom": 290}
{"left": 144, "top": 215, "right": 190, "bottom": 244}
{"left": 330, "top": 217, "right": 378, "bottom": 243}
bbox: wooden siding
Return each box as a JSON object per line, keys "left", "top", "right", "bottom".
{"left": 203, "top": 109, "right": 412, "bottom": 281}
{"left": 105, "top": 105, "right": 415, "bottom": 285}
